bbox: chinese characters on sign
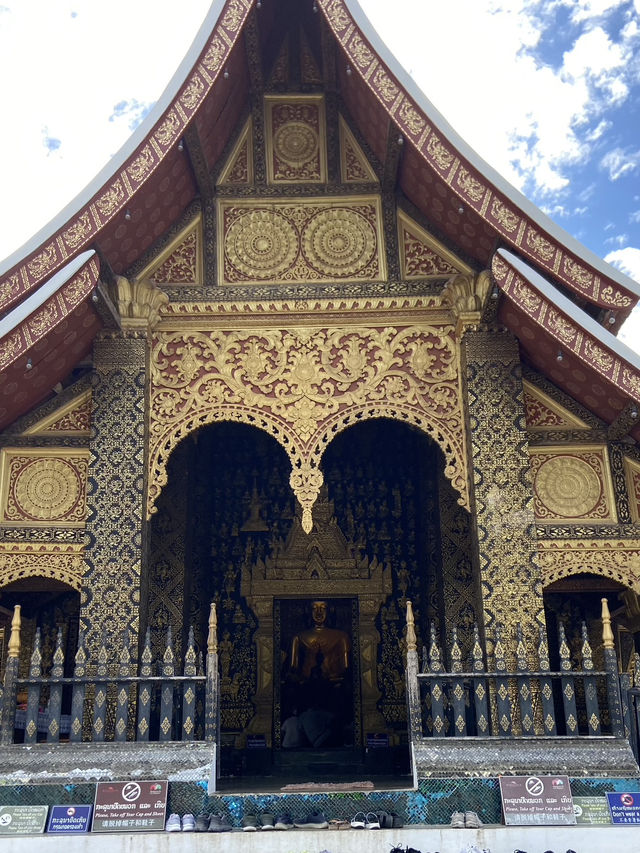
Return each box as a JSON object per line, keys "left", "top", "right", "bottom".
{"left": 499, "top": 775, "right": 576, "bottom": 826}
{"left": 92, "top": 780, "right": 168, "bottom": 832}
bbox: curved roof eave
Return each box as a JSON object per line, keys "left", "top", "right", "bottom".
{"left": 340, "top": 0, "right": 640, "bottom": 308}
{"left": 0, "top": 1, "right": 227, "bottom": 280}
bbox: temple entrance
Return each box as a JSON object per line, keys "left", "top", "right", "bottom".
{"left": 146, "top": 417, "right": 476, "bottom": 784}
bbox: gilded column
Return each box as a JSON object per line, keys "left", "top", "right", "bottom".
{"left": 445, "top": 272, "right": 545, "bottom": 658}
{"left": 462, "top": 327, "right": 545, "bottom": 653}
{"left": 81, "top": 278, "right": 168, "bottom": 660}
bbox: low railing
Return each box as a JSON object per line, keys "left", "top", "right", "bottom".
{"left": 0, "top": 603, "right": 220, "bottom": 750}
{"left": 405, "top": 597, "right": 625, "bottom": 742}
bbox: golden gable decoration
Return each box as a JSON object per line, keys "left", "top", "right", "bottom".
{"left": 217, "top": 118, "right": 253, "bottom": 185}
{"left": 522, "top": 380, "right": 590, "bottom": 431}
{"left": 137, "top": 217, "right": 203, "bottom": 286}
{"left": 23, "top": 390, "right": 92, "bottom": 436}
{"left": 0, "top": 543, "right": 85, "bottom": 591}
{"left": 530, "top": 445, "right": 616, "bottom": 523}
{"left": 397, "top": 210, "right": 471, "bottom": 280}
{"left": 339, "top": 116, "right": 377, "bottom": 183}
{"left": 0, "top": 449, "right": 89, "bottom": 527}
{"left": 265, "top": 95, "right": 327, "bottom": 184}
{"left": 218, "top": 196, "right": 386, "bottom": 285}
{"left": 624, "top": 456, "right": 640, "bottom": 522}
{"left": 538, "top": 539, "right": 640, "bottom": 594}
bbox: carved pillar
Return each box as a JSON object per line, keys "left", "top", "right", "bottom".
{"left": 81, "top": 279, "right": 167, "bottom": 660}
{"left": 461, "top": 327, "right": 545, "bottom": 656}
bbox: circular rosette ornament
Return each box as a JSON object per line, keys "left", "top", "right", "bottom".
{"left": 226, "top": 209, "right": 297, "bottom": 279}
{"left": 301, "top": 207, "right": 377, "bottom": 278}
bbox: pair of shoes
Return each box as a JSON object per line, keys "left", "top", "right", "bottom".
{"left": 390, "top": 812, "right": 404, "bottom": 828}
{"left": 351, "top": 811, "right": 366, "bottom": 828}
{"left": 376, "top": 811, "right": 394, "bottom": 828}
{"left": 261, "top": 813, "right": 275, "bottom": 830}
{"left": 209, "top": 813, "right": 233, "bottom": 832}
{"left": 465, "top": 811, "right": 483, "bottom": 828}
{"left": 195, "top": 813, "right": 210, "bottom": 832}
{"left": 274, "top": 814, "right": 293, "bottom": 830}
{"left": 165, "top": 813, "right": 182, "bottom": 832}
{"left": 242, "top": 815, "right": 259, "bottom": 831}
{"left": 366, "top": 812, "right": 381, "bottom": 829}
{"left": 294, "top": 812, "right": 328, "bottom": 829}
{"left": 450, "top": 811, "right": 465, "bottom": 828}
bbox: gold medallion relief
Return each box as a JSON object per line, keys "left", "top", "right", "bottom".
{"left": 531, "top": 447, "right": 615, "bottom": 522}
{"left": 0, "top": 450, "right": 88, "bottom": 526}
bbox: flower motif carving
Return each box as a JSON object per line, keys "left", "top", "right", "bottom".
{"left": 149, "top": 324, "right": 467, "bottom": 530}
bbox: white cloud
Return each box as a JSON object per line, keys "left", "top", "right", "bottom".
{"left": 601, "top": 147, "right": 640, "bottom": 181}
{"left": 605, "top": 246, "right": 640, "bottom": 282}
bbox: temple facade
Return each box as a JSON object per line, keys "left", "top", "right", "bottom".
{"left": 1, "top": 0, "right": 640, "bottom": 781}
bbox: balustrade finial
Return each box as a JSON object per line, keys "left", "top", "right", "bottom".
{"left": 208, "top": 601, "right": 218, "bottom": 655}
{"left": 601, "top": 597, "right": 614, "bottom": 650}
{"left": 8, "top": 604, "right": 21, "bottom": 659}
{"left": 405, "top": 600, "right": 417, "bottom": 653}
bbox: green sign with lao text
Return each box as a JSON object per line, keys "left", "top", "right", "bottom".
{"left": 0, "top": 805, "right": 48, "bottom": 835}
{"left": 573, "top": 796, "right": 612, "bottom": 825}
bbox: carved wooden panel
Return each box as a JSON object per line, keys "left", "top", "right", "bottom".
{"left": 530, "top": 445, "right": 616, "bottom": 522}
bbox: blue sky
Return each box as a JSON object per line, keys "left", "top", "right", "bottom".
{"left": 0, "top": 0, "right": 639, "bottom": 348}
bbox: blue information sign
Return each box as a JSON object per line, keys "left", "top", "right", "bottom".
{"left": 606, "top": 791, "right": 640, "bottom": 825}
{"left": 47, "top": 805, "right": 92, "bottom": 833}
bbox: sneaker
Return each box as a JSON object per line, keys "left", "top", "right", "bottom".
{"left": 274, "top": 813, "right": 294, "bottom": 830}
{"left": 260, "top": 813, "right": 275, "bottom": 830}
{"left": 242, "top": 815, "right": 259, "bottom": 831}
{"left": 294, "top": 812, "right": 329, "bottom": 829}
{"left": 209, "top": 813, "right": 233, "bottom": 832}
{"left": 450, "top": 811, "right": 465, "bottom": 828}
{"left": 182, "top": 813, "right": 196, "bottom": 832}
{"left": 350, "top": 811, "right": 366, "bottom": 829}
{"left": 165, "top": 813, "right": 182, "bottom": 832}
{"left": 465, "top": 811, "right": 483, "bottom": 828}
{"left": 195, "top": 813, "right": 210, "bottom": 832}
{"left": 365, "top": 812, "right": 380, "bottom": 829}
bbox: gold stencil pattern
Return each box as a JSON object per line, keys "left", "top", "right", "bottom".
{"left": 531, "top": 446, "right": 615, "bottom": 522}
{"left": 149, "top": 323, "right": 467, "bottom": 531}
{"left": 0, "top": 543, "right": 84, "bottom": 590}
{"left": 522, "top": 380, "right": 589, "bottom": 431}
{"left": 1, "top": 450, "right": 88, "bottom": 526}
{"left": 538, "top": 539, "right": 640, "bottom": 593}
{"left": 624, "top": 456, "right": 640, "bottom": 522}
{"left": 266, "top": 97, "right": 326, "bottom": 183}
{"left": 219, "top": 197, "right": 386, "bottom": 285}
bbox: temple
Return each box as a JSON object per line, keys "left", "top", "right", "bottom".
{"left": 2, "top": 0, "right": 640, "bottom": 817}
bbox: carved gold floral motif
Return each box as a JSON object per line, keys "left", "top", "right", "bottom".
{"left": 622, "top": 368, "right": 640, "bottom": 396}
{"left": 267, "top": 99, "right": 325, "bottom": 183}
{"left": 427, "top": 135, "right": 453, "bottom": 170}
{"left": 456, "top": 168, "right": 485, "bottom": 203}
{"left": 583, "top": 339, "right": 614, "bottom": 372}
{"left": 490, "top": 200, "right": 520, "bottom": 233}
{"left": 530, "top": 447, "right": 614, "bottom": 521}
{"left": 180, "top": 75, "right": 205, "bottom": 111}
{"left": 398, "top": 99, "right": 425, "bottom": 136}
{"left": 222, "top": 0, "right": 247, "bottom": 31}
{"left": 27, "top": 245, "right": 57, "bottom": 279}
{"left": 96, "top": 180, "right": 125, "bottom": 218}
{"left": 0, "top": 543, "right": 85, "bottom": 591}
{"left": 203, "top": 36, "right": 226, "bottom": 72}
{"left": 149, "top": 232, "right": 198, "bottom": 284}
{"left": 322, "top": 0, "right": 350, "bottom": 31}
{"left": 63, "top": 213, "right": 92, "bottom": 249}
{"left": 546, "top": 309, "right": 577, "bottom": 345}
{"left": 563, "top": 257, "right": 593, "bottom": 289}
{"left": 149, "top": 324, "right": 467, "bottom": 530}
{"left": 127, "top": 146, "right": 155, "bottom": 183}
{"left": 538, "top": 539, "right": 640, "bottom": 593}
{"left": 1, "top": 451, "right": 89, "bottom": 526}
{"left": 526, "top": 228, "right": 555, "bottom": 261}
{"left": 0, "top": 273, "right": 20, "bottom": 305}
{"left": 155, "top": 110, "right": 181, "bottom": 147}
{"left": 373, "top": 68, "right": 398, "bottom": 103}
{"left": 219, "top": 197, "right": 385, "bottom": 284}
{"left": 350, "top": 34, "right": 374, "bottom": 68}
{"left": 402, "top": 231, "right": 459, "bottom": 278}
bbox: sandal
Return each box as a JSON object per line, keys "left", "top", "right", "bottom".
{"left": 350, "top": 812, "right": 366, "bottom": 829}
{"left": 365, "top": 812, "right": 380, "bottom": 830}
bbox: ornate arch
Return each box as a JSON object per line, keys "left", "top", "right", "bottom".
{"left": 149, "top": 322, "right": 469, "bottom": 530}
{"left": 538, "top": 540, "right": 640, "bottom": 595}
{"left": 0, "top": 544, "right": 84, "bottom": 592}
